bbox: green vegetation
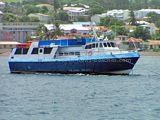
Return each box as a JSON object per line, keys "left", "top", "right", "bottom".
{"left": 152, "top": 48, "right": 160, "bottom": 52}
{"left": 147, "top": 12, "right": 160, "bottom": 28}
{"left": 2, "top": 13, "right": 39, "bottom": 22}
{"left": 1, "top": 0, "right": 23, "bottom": 3}
{"left": 100, "top": 16, "right": 125, "bottom": 27}
{"left": 61, "top": 0, "right": 160, "bottom": 10}
{"left": 100, "top": 16, "right": 127, "bottom": 37}
{"left": 4, "top": 0, "right": 160, "bottom": 10}
{"left": 129, "top": 26, "right": 151, "bottom": 41}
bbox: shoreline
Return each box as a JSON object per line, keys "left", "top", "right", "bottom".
{"left": 139, "top": 51, "right": 160, "bottom": 56}
{"left": 0, "top": 49, "right": 160, "bottom": 56}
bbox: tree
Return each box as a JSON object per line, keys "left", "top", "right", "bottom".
{"left": 54, "top": 22, "right": 63, "bottom": 36}
{"left": 111, "top": 26, "right": 129, "bottom": 36}
{"left": 100, "top": 16, "right": 125, "bottom": 27}
{"left": 57, "top": 10, "right": 69, "bottom": 21}
{"left": 36, "top": 24, "right": 48, "bottom": 39}
{"left": 3, "top": 6, "right": 13, "bottom": 13}
{"left": 89, "top": 1, "right": 104, "bottom": 16}
{"left": 151, "top": 33, "right": 160, "bottom": 40}
{"left": 2, "top": 13, "right": 18, "bottom": 22}
{"left": 40, "top": 6, "right": 49, "bottom": 14}
{"left": 129, "top": 10, "right": 137, "bottom": 25}
{"left": 129, "top": 26, "right": 151, "bottom": 41}
{"left": 53, "top": 0, "right": 60, "bottom": 13}
{"left": 24, "top": 5, "right": 40, "bottom": 15}
{"left": 19, "top": 16, "right": 30, "bottom": 22}
{"left": 30, "top": 17, "right": 40, "bottom": 22}
{"left": 147, "top": 12, "right": 160, "bottom": 27}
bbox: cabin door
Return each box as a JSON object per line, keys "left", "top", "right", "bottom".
{"left": 38, "top": 48, "right": 44, "bottom": 60}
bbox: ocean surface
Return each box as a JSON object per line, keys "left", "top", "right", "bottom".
{"left": 0, "top": 55, "right": 160, "bottom": 120}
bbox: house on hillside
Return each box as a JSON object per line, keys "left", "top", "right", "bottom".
{"left": 0, "top": 11, "right": 3, "bottom": 22}
{"left": 140, "top": 23, "right": 159, "bottom": 35}
{"left": 107, "top": 9, "right": 129, "bottom": 21}
{"left": 149, "top": 40, "right": 160, "bottom": 49}
{"left": 0, "top": 2, "right": 5, "bottom": 11}
{"left": 91, "top": 13, "right": 107, "bottom": 24}
{"left": 91, "top": 10, "right": 129, "bottom": 24}
{"left": 63, "top": 6, "right": 89, "bottom": 21}
{"left": 135, "top": 9, "right": 160, "bottom": 19}
{"left": 73, "top": 22, "right": 96, "bottom": 26}
{"left": 59, "top": 24, "right": 90, "bottom": 35}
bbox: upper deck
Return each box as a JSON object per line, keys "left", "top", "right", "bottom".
{"left": 38, "top": 38, "right": 96, "bottom": 47}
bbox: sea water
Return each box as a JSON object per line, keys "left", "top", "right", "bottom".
{"left": 0, "top": 56, "right": 160, "bottom": 120}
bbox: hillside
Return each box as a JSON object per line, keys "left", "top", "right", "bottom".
{"left": 3, "top": 0, "right": 160, "bottom": 10}
{"left": 1, "top": 0, "right": 22, "bottom": 3}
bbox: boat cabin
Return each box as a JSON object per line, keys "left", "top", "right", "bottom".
{"left": 85, "top": 41, "right": 119, "bottom": 50}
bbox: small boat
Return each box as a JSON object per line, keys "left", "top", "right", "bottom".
{"left": 8, "top": 37, "right": 140, "bottom": 75}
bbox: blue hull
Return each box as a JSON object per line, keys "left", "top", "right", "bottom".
{"left": 8, "top": 52, "right": 140, "bottom": 75}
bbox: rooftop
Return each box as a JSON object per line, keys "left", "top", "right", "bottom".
{"left": 60, "top": 24, "right": 90, "bottom": 31}
{"left": 73, "top": 22, "right": 96, "bottom": 26}
{"left": 0, "top": 41, "right": 21, "bottom": 45}
{"left": 149, "top": 40, "right": 160, "bottom": 45}
{"left": 0, "top": 2, "right": 5, "bottom": 5}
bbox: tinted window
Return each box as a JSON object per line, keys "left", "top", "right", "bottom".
{"left": 22, "top": 48, "right": 29, "bottom": 54}
{"left": 59, "top": 53, "right": 63, "bottom": 56}
{"left": 15, "top": 48, "right": 29, "bottom": 55}
{"left": 69, "top": 52, "right": 74, "bottom": 55}
{"left": 15, "top": 48, "right": 22, "bottom": 54}
{"left": 31, "top": 48, "right": 38, "bottom": 54}
{"left": 100, "top": 43, "right": 103, "bottom": 48}
{"left": 64, "top": 52, "right": 68, "bottom": 55}
{"left": 39, "top": 49, "right": 43, "bottom": 53}
{"left": 92, "top": 43, "right": 95, "bottom": 48}
{"left": 44, "top": 48, "right": 52, "bottom": 54}
{"left": 110, "top": 42, "right": 115, "bottom": 47}
{"left": 107, "top": 42, "right": 111, "bottom": 47}
{"left": 75, "top": 52, "right": 80, "bottom": 56}
{"left": 96, "top": 43, "right": 98, "bottom": 48}
{"left": 88, "top": 44, "right": 92, "bottom": 49}
{"left": 103, "top": 43, "right": 107, "bottom": 47}
{"left": 85, "top": 44, "right": 91, "bottom": 49}
{"left": 85, "top": 45, "right": 89, "bottom": 49}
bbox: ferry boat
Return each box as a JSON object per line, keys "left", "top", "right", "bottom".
{"left": 8, "top": 37, "right": 140, "bottom": 75}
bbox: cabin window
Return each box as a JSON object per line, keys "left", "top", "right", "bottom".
{"left": 96, "top": 43, "right": 98, "bottom": 48}
{"left": 31, "top": 48, "right": 38, "bottom": 54}
{"left": 75, "top": 52, "right": 80, "bottom": 56}
{"left": 85, "top": 45, "right": 88, "bottom": 49}
{"left": 107, "top": 42, "right": 111, "bottom": 47}
{"left": 15, "top": 48, "right": 29, "bottom": 55}
{"left": 64, "top": 52, "right": 68, "bottom": 55}
{"left": 88, "top": 44, "right": 92, "bottom": 49}
{"left": 103, "top": 43, "right": 107, "bottom": 47}
{"left": 110, "top": 42, "right": 115, "bottom": 47}
{"left": 92, "top": 43, "right": 96, "bottom": 48}
{"left": 44, "top": 48, "right": 52, "bottom": 54}
{"left": 99, "top": 43, "right": 103, "bottom": 48}
{"left": 59, "top": 53, "right": 63, "bottom": 56}
{"left": 85, "top": 44, "right": 91, "bottom": 49}
{"left": 39, "top": 49, "right": 43, "bottom": 53}
{"left": 22, "top": 48, "right": 29, "bottom": 54}
{"left": 15, "top": 48, "right": 22, "bottom": 54}
{"left": 69, "top": 52, "right": 74, "bottom": 55}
